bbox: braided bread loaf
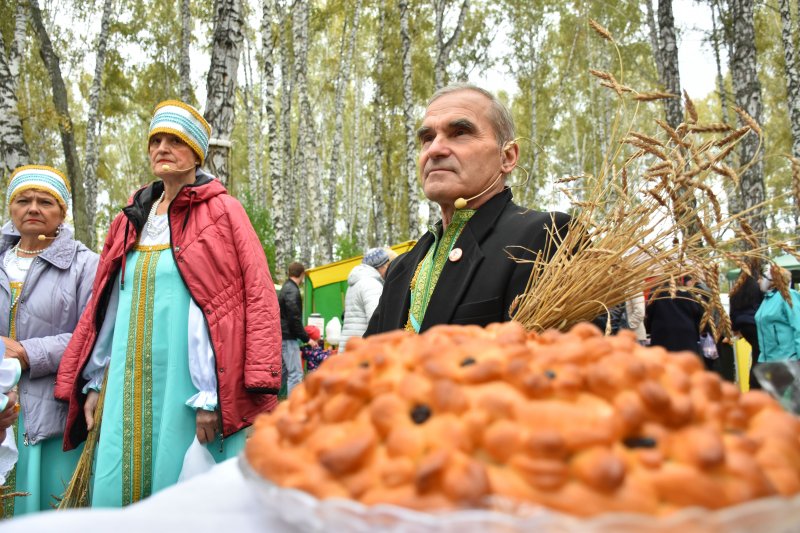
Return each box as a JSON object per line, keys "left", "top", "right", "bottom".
{"left": 245, "top": 322, "right": 800, "bottom": 516}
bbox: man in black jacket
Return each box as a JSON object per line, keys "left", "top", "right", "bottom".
{"left": 278, "top": 261, "right": 317, "bottom": 395}
{"left": 366, "top": 84, "right": 570, "bottom": 336}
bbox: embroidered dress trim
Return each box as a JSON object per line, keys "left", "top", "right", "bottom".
{"left": 122, "top": 248, "right": 162, "bottom": 504}
{"left": 134, "top": 244, "right": 170, "bottom": 252}
{"left": 405, "top": 209, "right": 475, "bottom": 332}
{"left": 1, "top": 281, "right": 23, "bottom": 516}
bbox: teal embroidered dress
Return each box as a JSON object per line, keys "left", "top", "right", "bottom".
{"left": 89, "top": 225, "right": 244, "bottom": 507}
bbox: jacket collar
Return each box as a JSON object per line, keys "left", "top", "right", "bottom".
{"left": 381, "top": 188, "right": 514, "bottom": 332}
{"left": 418, "top": 191, "right": 512, "bottom": 330}
{"left": 0, "top": 221, "right": 78, "bottom": 270}
{"left": 122, "top": 168, "right": 221, "bottom": 233}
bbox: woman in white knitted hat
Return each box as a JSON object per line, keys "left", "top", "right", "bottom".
{"left": 0, "top": 165, "right": 98, "bottom": 516}
{"left": 56, "top": 100, "right": 281, "bottom": 507}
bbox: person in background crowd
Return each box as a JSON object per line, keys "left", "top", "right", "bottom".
{"left": 729, "top": 271, "right": 764, "bottom": 388}
{"left": 645, "top": 274, "right": 706, "bottom": 365}
{"left": 366, "top": 84, "right": 570, "bottom": 335}
{"left": 279, "top": 261, "right": 317, "bottom": 396}
{"left": 301, "top": 325, "right": 331, "bottom": 372}
{"left": 625, "top": 292, "right": 647, "bottom": 344}
{"left": 56, "top": 100, "right": 281, "bottom": 507}
{"left": 340, "top": 247, "right": 394, "bottom": 351}
{"left": 0, "top": 165, "right": 98, "bottom": 516}
{"left": 755, "top": 265, "right": 800, "bottom": 362}
{"left": 591, "top": 303, "right": 628, "bottom": 335}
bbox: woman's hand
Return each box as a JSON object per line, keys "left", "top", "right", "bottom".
{"left": 0, "top": 390, "right": 19, "bottom": 437}
{"left": 196, "top": 409, "right": 221, "bottom": 444}
{"left": 1, "top": 337, "right": 29, "bottom": 370}
{"left": 84, "top": 390, "right": 100, "bottom": 431}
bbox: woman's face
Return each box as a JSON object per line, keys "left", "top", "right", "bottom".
{"left": 148, "top": 133, "right": 198, "bottom": 179}
{"left": 759, "top": 273, "right": 773, "bottom": 293}
{"left": 9, "top": 190, "right": 65, "bottom": 238}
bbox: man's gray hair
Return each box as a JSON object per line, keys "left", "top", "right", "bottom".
{"left": 427, "top": 83, "right": 515, "bottom": 147}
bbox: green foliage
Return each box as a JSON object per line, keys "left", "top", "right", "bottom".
{"left": 240, "top": 191, "right": 278, "bottom": 279}
{"left": 2, "top": 0, "right": 797, "bottom": 255}
{"left": 335, "top": 232, "right": 361, "bottom": 262}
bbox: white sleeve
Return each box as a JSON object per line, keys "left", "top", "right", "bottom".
{"left": 185, "top": 299, "right": 218, "bottom": 411}
{"left": 81, "top": 278, "right": 119, "bottom": 393}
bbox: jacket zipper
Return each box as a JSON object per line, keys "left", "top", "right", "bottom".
{"left": 167, "top": 190, "right": 225, "bottom": 453}
{"left": 14, "top": 257, "right": 44, "bottom": 446}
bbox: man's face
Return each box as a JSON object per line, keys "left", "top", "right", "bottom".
{"left": 417, "top": 90, "right": 505, "bottom": 206}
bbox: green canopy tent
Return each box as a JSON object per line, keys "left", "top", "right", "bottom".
{"left": 726, "top": 254, "right": 800, "bottom": 284}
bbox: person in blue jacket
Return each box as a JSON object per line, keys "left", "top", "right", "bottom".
{"left": 755, "top": 265, "right": 800, "bottom": 362}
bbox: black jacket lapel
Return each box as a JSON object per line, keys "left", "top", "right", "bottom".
{"left": 420, "top": 190, "right": 511, "bottom": 331}
{"left": 381, "top": 232, "right": 432, "bottom": 330}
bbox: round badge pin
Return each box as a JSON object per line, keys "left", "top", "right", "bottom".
{"left": 449, "top": 248, "right": 463, "bottom": 262}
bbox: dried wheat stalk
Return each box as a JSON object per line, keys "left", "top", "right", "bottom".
{"left": 511, "top": 19, "right": 786, "bottom": 342}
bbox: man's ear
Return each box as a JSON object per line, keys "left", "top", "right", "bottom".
{"left": 500, "top": 139, "right": 519, "bottom": 173}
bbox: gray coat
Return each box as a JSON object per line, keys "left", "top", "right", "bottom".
{"left": 0, "top": 223, "right": 98, "bottom": 444}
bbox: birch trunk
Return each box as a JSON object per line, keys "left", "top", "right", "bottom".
{"left": 0, "top": 1, "right": 29, "bottom": 182}
{"left": 293, "top": 0, "right": 319, "bottom": 265}
{"left": 433, "top": 0, "right": 469, "bottom": 90}
{"left": 243, "top": 40, "right": 259, "bottom": 199}
{"left": 400, "top": 0, "right": 419, "bottom": 238}
{"left": 780, "top": 0, "right": 800, "bottom": 162}
{"left": 645, "top": 0, "right": 664, "bottom": 83}
{"left": 262, "top": 0, "right": 278, "bottom": 208}
{"left": 276, "top": 1, "right": 294, "bottom": 271}
{"left": 180, "top": 0, "right": 192, "bottom": 102}
{"left": 370, "top": 4, "right": 386, "bottom": 246}
{"left": 82, "top": 0, "right": 114, "bottom": 250}
{"left": 204, "top": 0, "right": 245, "bottom": 188}
{"left": 711, "top": 1, "right": 730, "bottom": 124}
{"left": 656, "top": 0, "right": 682, "bottom": 129}
{"left": 29, "top": 0, "right": 90, "bottom": 245}
{"left": 323, "top": 0, "right": 361, "bottom": 262}
{"left": 730, "top": 0, "right": 766, "bottom": 241}
{"left": 711, "top": 1, "right": 738, "bottom": 215}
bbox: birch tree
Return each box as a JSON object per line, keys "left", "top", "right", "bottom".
{"left": 324, "top": 0, "right": 361, "bottom": 262}
{"left": 779, "top": 0, "right": 800, "bottom": 162}
{"left": 369, "top": 4, "right": 386, "bottom": 246}
{"left": 710, "top": 1, "right": 730, "bottom": 124}
{"left": 262, "top": 0, "right": 279, "bottom": 208}
{"left": 275, "top": 1, "right": 294, "bottom": 272}
{"left": 433, "top": 0, "right": 470, "bottom": 90}
{"left": 400, "top": 0, "right": 419, "bottom": 238}
{"left": 730, "top": 0, "right": 766, "bottom": 239}
{"left": 180, "top": 0, "right": 192, "bottom": 102}
{"left": 0, "top": 1, "right": 29, "bottom": 181}
{"left": 293, "top": 0, "right": 319, "bottom": 265}
{"left": 204, "top": 0, "right": 244, "bottom": 187}
{"left": 649, "top": 0, "right": 682, "bottom": 128}
{"left": 242, "top": 39, "right": 259, "bottom": 199}
{"left": 82, "top": 0, "right": 114, "bottom": 249}
{"left": 29, "top": 0, "right": 90, "bottom": 244}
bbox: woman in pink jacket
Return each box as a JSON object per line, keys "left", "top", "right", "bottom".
{"left": 56, "top": 100, "right": 281, "bottom": 507}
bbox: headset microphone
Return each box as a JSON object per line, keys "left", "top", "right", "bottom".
{"left": 455, "top": 171, "right": 504, "bottom": 210}
{"left": 37, "top": 234, "right": 57, "bottom": 241}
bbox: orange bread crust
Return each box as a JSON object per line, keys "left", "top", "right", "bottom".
{"left": 246, "top": 322, "right": 800, "bottom": 516}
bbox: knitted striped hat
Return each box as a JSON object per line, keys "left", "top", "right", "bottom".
{"left": 7, "top": 165, "right": 71, "bottom": 213}
{"left": 148, "top": 100, "right": 212, "bottom": 165}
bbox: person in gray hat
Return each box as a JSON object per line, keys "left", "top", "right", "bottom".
{"left": 339, "top": 248, "right": 394, "bottom": 351}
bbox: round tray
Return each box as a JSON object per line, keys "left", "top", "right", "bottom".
{"left": 239, "top": 453, "right": 800, "bottom": 532}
